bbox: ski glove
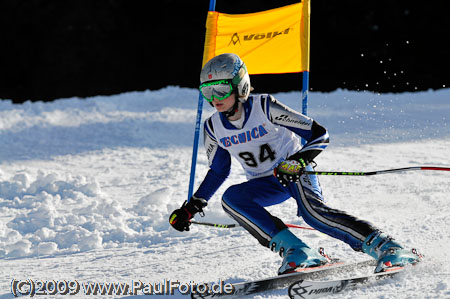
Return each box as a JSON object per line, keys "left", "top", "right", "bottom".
{"left": 169, "top": 196, "right": 207, "bottom": 232}
{"left": 274, "top": 154, "right": 308, "bottom": 187}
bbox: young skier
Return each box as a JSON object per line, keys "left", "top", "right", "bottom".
{"left": 169, "top": 53, "right": 422, "bottom": 274}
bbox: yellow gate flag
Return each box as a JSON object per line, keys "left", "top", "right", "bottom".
{"left": 202, "top": 1, "right": 310, "bottom": 74}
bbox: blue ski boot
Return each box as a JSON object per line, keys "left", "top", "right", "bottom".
{"left": 270, "top": 229, "right": 330, "bottom": 275}
{"left": 362, "top": 231, "right": 422, "bottom": 273}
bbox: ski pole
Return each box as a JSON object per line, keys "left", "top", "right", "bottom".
{"left": 304, "top": 166, "right": 450, "bottom": 176}
{"left": 190, "top": 220, "right": 315, "bottom": 230}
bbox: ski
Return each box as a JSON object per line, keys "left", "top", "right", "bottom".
{"left": 288, "top": 267, "right": 404, "bottom": 299}
{"left": 190, "top": 259, "right": 375, "bottom": 298}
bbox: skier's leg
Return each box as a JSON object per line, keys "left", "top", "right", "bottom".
{"left": 221, "top": 176, "right": 289, "bottom": 247}
{"left": 286, "top": 165, "right": 376, "bottom": 249}
{"left": 289, "top": 165, "right": 422, "bottom": 271}
{"left": 290, "top": 181, "right": 375, "bottom": 250}
{"left": 222, "top": 175, "right": 329, "bottom": 274}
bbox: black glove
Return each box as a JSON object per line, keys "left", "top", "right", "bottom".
{"left": 273, "top": 154, "right": 307, "bottom": 187}
{"left": 169, "top": 196, "right": 207, "bottom": 232}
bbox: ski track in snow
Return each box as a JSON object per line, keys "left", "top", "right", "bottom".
{"left": 1, "top": 86, "right": 449, "bottom": 298}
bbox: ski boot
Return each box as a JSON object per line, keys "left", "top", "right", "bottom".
{"left": 270, "top": 228, "right": 330, "bottom": 275}
{"left": 362, "top": 230, "right": 423, "bottom": 273}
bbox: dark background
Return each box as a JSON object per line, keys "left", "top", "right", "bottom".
{"left": 1, "top": 0, "right": 449, "bottom": 103}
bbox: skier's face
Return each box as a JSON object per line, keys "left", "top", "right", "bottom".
{"left": 212, "top": 93, "right": 237, "bottom": 113}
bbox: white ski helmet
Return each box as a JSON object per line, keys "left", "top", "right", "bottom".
{"left": 200, "top": 53, "right": 251, "bottom": 103}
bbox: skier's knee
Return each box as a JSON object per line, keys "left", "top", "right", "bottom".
{"left": 222, "top": 185, "right": 240, "bottom": 207}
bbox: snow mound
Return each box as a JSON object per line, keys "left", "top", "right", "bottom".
{"left": 0, "top": 171, "right": 180, "bottom": 258}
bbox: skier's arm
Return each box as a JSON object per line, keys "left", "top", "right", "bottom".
{"left": 193, "top": 118, "right": 231, "bottom": 201}
{"left": 169, "top": 118, "right": 230, "bottom": 231}
{"left": 264, "top": 95, "right": 329, "bottom": 162}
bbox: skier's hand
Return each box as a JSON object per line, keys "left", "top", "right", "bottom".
{"left": 274, "top": 157, "right": 307, "bottom": 187}
{"left": 169, "top": 196, "right": 207, "bottom": 232}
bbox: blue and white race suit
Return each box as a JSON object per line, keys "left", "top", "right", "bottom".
{"left": 194, "top": 94, "right": 375, "bottom": 249}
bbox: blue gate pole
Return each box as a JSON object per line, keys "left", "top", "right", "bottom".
{"left": 187, "top": 93, "right": 204, "bottom": 200}
{"left": 301, "top": 71, "right": 309, "bottom": 145}
{"left": 301, "top": 0, "right": 310, "bottom": 145}
{"left": 187, "top": 0, "right": 217, "bottom": 201}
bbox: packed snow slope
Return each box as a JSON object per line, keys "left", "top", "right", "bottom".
{"left": 1, "top": 87, "right": 449, "bottom": 298}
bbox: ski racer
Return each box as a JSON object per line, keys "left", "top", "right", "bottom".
{"left": 169, "top": 53, "right": 422, "bottom": 274}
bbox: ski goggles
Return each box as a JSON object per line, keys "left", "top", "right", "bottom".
{"left": 199, "top": 79, "right": 234, "bottom": 102}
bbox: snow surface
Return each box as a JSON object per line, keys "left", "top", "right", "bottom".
{"left": 1, "top": 86, "right": 449, "bottom": 298}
